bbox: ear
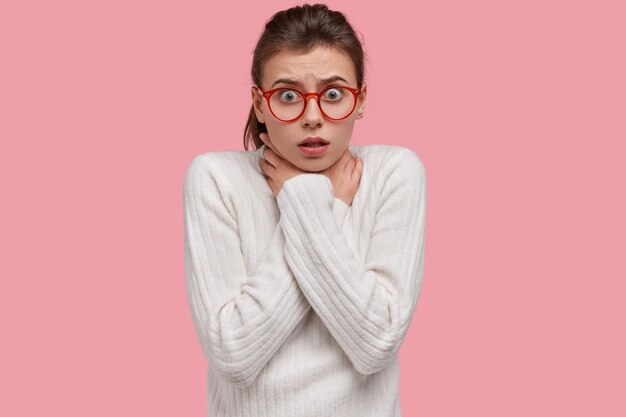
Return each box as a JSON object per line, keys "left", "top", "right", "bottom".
{"left": 357, "top": 81, "right": 367, "bottom": 114}
{"left": 251, "top": 86, "right": 266, "bottom": 123}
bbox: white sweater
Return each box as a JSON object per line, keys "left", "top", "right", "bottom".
{"left": 183, "top": 143, "right": 427, "bottom": 417}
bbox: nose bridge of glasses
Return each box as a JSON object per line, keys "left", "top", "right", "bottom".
{"left": 302, "top": 92, "right": 323, "bottom": 114}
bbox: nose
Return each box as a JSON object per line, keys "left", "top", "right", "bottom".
{"left": 301, "top": 96, "right": 324, "bottom": 127}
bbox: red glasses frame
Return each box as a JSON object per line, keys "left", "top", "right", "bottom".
{"left": 255, "top": 84, "right": 362, "bottom": 122}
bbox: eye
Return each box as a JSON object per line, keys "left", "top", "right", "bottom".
{"left": 323, "top": 87, "right": 344, "bottom": 101}
{"left": 278, "top": 89, "right": 302, "bottom": 102}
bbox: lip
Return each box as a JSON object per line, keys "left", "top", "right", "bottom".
{"left": 298, "top": 142, "right": 329, "bottom": 156}
{"left": 298, "top": 136, "right": 329, "bottom": 145}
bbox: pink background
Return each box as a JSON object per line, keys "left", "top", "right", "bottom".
{"left": 1, "top": 0, "right": 625, "bottom": 415}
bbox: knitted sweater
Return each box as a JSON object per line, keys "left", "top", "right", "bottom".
{"left": 183, "top": 143, "right": 427, "bottom": 417}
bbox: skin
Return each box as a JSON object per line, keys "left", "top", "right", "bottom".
{"left": 251, "top": 45, "right": 367, "bottom": 205}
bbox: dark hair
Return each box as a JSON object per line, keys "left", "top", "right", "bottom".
{"left": 243, "top": 3, "right": 368, "bottom": 151}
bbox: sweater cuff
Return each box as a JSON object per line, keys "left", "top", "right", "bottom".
{"left": 277, "top": 173, "right": 334, "bottom": 210}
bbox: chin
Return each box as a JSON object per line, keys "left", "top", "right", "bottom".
{"left": 297, "top": 164, "right": 323, "bottom": 173}
{"left": 294, "top": 159, "right": 327, "bottom": 173}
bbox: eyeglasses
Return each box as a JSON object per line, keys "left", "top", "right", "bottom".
{"left": 255, "top": 84, "right": 362, "bottom": 122}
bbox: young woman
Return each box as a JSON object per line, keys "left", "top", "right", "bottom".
{"left": 183, "top": 4, "right": 427, "bottom": 416}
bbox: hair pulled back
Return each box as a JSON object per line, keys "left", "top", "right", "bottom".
{"left": 243, "top": 3, "right": 367, "bottom": 150}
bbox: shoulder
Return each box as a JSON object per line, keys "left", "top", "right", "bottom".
{"left": 185, "top": 149, "right": 246, "bottom": 173}
{"left": 350, "top": 144, "right": 426, "bottom": 181}
{"left": 183, "top": 149, "right": 261, "bottom": 199}
{"left": 184, "top": 149, "right": 260, "bottom": 183}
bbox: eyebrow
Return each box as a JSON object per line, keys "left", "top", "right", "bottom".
{"left": 270, "top": 75, "right": 350, "bottom": 89}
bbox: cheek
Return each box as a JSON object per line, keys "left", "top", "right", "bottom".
{"left": 265, "top": 126, "right": 294, "bottom": 152}
{"left": 334, "top": 124, "right": 355, "bottom": 144}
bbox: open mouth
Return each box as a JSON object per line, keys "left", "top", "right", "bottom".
{"left": 299, "top": 142, "right": 327, "bottom": 148}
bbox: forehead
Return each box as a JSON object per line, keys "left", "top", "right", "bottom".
{"left": 263, "top": 46, "right": 356, "bottom": 87}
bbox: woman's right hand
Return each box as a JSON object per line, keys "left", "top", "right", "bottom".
{"left": 318, "top": 149, "right": 363, "bottom": 207}
{"left": 259, "top": 133, "right": 308, "bottom": 198}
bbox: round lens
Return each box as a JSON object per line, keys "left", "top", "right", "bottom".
{"left": 269, "top": 89, "right": 305, "bottom": 121}
{"left": 320, "top": 87, "right": 355, "bottom": 120}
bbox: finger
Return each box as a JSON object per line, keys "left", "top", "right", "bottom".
{"left": 262, "top": 147, "right": 278, "bottom": 168}
{"left": 260, "top": 133, "right": 276, "bottom": 154}
{"left": 260, "top": 132, "right": 278, "bottom": 153}
{"left": 269, "top": 144, "right": 286, "bottom": 161}
{"left": 259, "top": 157, "right": 277, "bottom": 175}
{"left": 340, "top": 158, "right": 354, "bottom": 178}
{"left": 259, "top": 133, "right": 272, "bottom": 151}
{"left": 343, "top": 155, "right": 356, "bottom": 173}
{"left": 260, "top": 132, "right": 270, "bottom": 146}
{"left": 351, "top": 157, "right": 363, "bottom": 181}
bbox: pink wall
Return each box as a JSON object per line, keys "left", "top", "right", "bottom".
{"left": 1, "top": 0, "right": 624, "bottom": 416}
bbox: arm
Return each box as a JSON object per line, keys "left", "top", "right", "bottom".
{"left": 332, "top": 196, "right": 351, "bottom": 230}
{"left": 183, "top": 155, "right": 311, "bottom": 388}
{"left": 276, "top": 149, "right": 427, "bottom": 375}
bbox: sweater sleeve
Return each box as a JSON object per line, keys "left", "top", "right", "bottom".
{"left": 275, "top": 149, "right": 427, "bottom": 375}
{"left": 332, "top": 196, "right": 351, "bottom": 230}
{"left": 183, "top": 155, "right": 311, "bottom": 388}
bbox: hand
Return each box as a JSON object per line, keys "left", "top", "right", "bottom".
{"left": 318, "top": 148, "right": 363, "bottom": 207}
{"left": 258, "top": 132, "right": 308, "bottom": 198}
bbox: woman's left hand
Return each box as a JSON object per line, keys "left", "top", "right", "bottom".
{"left": 259, "top": 132, "right": 308, "bottom": 198}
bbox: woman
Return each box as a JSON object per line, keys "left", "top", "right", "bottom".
{"left": 183, "top": 4, "right": 427, "bottom": 416}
